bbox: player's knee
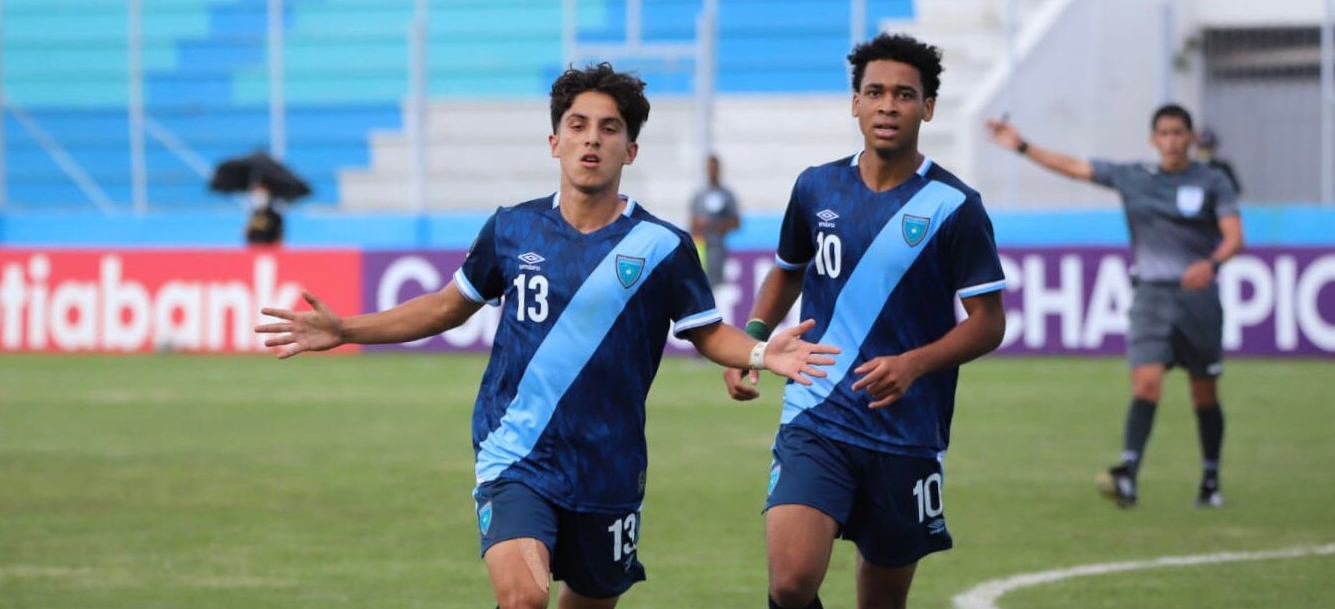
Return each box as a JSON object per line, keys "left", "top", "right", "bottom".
{"left": 495, "top": 586, "right": 548, "bottom": 609}
{"left": 1190, "top": 385, "right": 1218, "bottom": 408}
{"left": 769, "top": 573, "right": 821, "bottom": 608}
{"left": 1131, "top": 383, "right": 1161, "bottom": 402}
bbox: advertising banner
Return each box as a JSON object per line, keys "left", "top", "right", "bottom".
{"left": 0, "top": 249, "right": 361, "bottom": 353}
{"left": 361, "top": 247, "right": 1335, "bottom": 357}
{"left": 5, "top": 246, "right": 1330, "bottom": 357}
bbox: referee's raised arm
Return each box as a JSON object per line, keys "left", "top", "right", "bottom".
{"left": 984, "top": 116, "right": 1095, "bottom": 181}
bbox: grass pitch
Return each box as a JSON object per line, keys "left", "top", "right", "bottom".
{"left": 2, "top": 354, "right": 1331, "bottom": 608}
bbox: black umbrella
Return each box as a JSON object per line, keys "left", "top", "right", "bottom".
{"left": 210, "top": 152, "right": 312, "bottom": 202}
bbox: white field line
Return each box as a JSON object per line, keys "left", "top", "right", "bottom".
{"left": 952, "top": 544, "right": 1335, "bottom": 609}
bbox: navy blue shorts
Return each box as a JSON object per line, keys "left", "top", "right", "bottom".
{"left": 474, "top": 478, "right": 646, "bottom": 599}
{"left": 765, "top": 424, "right": 953, "bottom": 568}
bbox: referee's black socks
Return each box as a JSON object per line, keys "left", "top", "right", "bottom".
{"left": 1121, "top": 398, "right": 1158, "bottom": 476}
{"left": 1195, "top": 401, "right": 1224, "bottom": 481}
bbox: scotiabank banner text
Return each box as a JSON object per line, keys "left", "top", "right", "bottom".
{"left": 0, "top": 249, "right": 361, "bottom": 353}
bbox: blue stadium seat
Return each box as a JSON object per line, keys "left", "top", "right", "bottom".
{"left": 1, "top": 0, "right": 914, "bottom": 212}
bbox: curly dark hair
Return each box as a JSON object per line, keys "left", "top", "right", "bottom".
{"left": 549, "top": 62, "right": 651, "bottom": 142}
{"left": 847, "top": 33, "right": 944, "bottom": 99}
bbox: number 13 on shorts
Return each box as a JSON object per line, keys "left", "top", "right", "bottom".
{"left": 608, "top": 511, "right": 640, "bottom": 562}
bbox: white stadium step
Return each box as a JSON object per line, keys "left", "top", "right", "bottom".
{"left": 339, "top": 0, "right": 1043, "bottom": 217}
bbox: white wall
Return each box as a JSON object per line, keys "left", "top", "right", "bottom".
{"left": 962, "top": 0, "right": 1327, "bottom": 208}
{"left": 1190, "top": 0, "right": 1325, "bottom": 27}
{"left": 967, "top": 0, "right": 1181, "bottom": 208}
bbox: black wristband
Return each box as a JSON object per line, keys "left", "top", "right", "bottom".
{"left": 744, "top": 319, "right": 772, "bottom": 341}
{"left": 1016, "top": 140, "right": 1030, "bottom": 155}
{"left": 1210, "top": 259, "right": 1222, "bottom": 273}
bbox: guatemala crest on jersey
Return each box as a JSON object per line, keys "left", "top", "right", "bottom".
{"left": 616, "top": 254, "right": 646, "bottom": 288}
{"left": 903, "top": 214, "right": 930, "bottom": 247}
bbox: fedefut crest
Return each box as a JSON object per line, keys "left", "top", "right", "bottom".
{"left": 478, "top": 501, "right": 493, "bottom": 535}
{"left": 616, "top": 254, "right": 646, "bottom": 288}
{"left": 902, "top": 214, "right": 930, "bottom": 247}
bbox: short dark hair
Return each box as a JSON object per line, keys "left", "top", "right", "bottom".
{"left": 550, "top": 62, "right": 651, "bottom": 142}
{"left": 1151, "top": 104, "right": 1194, "bottom": 132}
{"left": 847, "top": 33, "right": 944, "bottom": 99}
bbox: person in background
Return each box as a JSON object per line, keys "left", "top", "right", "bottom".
{"left": 244, "top": 181, "right": 284, "bottom": 246}
{"left": 689, "top": 154, "right": 741, "bottom": 287}
{"left": 1195, "top": 127, "right": 1242, "bottom": 196}
{"left": 986, "top": 104, "right": 1243, "bottom": 510}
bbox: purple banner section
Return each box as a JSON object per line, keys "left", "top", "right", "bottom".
{"left": 362, "top": 247, "right": 1335, "bottom": 357}
{"left": 361, "top": 250, "right": 505, "bottom": 353}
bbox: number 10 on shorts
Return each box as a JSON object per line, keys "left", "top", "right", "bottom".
{"left": 912, "top": 473, "right": 944, "bottom": 523}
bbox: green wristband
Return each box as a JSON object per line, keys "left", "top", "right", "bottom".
{"left": 744, "top": 319, "right": 772, "bottom": 341}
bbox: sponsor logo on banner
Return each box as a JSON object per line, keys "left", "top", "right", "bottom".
{"left": 0, "top": 249, "right": 360, "bottom": 353}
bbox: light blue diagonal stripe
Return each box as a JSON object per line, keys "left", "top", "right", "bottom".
{"left": 781, "top": 181, "right": 967, "bottom": 423}
{"left": 476, "top": 222, "right": 680, "bottom": 482}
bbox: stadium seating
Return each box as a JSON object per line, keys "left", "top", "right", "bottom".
{"left": 4, "top": 0, "right": 401, "bottom": 211}
{"left": 2, "top": 0, "right": 924, "bottom": 215}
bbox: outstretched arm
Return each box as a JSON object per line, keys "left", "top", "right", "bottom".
{"left": 255, "top": 282, "right": 484, "bottom": 359}
{"left": 687, "top": 319, "right": 839, "bottom": 386}
{"left": 985, "top": 117, "right": 1094, "bottom": 181}
{"left": 723, "top": 264, "right": 806, "bottom": 400}
{"left": 851, "top": 291, "right": 1006, "bottom": 408}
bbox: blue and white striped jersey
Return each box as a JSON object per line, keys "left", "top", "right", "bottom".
{"left": 775, "top": 155, "right": 1005, "bottom": 458}
{"left": 454, "top": 193, "right": 720, "bottom": 513}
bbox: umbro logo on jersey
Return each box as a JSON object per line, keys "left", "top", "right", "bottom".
{"left": 616, "top": 254, "right": 646, "bottom": 288}
{"left": 816, "top": 209, "right": 839, "bottom": 228}
{"left": 518, "top": 252, "right": 545, "bottom": 270}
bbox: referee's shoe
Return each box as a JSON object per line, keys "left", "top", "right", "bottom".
{"left": 1195, "top": 477, "right": 1224, "bottom": 508}
{"left": 1097, "top": 465, "right": 1138, "bottom": 508}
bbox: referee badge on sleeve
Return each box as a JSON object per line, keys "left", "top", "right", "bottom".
{"left": 1176, "top": 185, "right": 1205, "bottom": 216}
